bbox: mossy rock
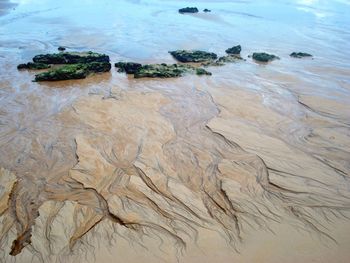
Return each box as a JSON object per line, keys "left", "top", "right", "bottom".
{"left": 17, "top": 62, "right": 51, "bottom": 70}
{"left": 35, "top": 62, "right": 111, "bottom": 81}
{"left": 179, "top": 7, "right": 198, "bottom": 14}
{"left": 202, "top": 55, "right": 243, "bottom": 67}
{"left": 203, "top": 9, "right": 211, "bottom": 13}
{"left": 290, "top": 52, "right": 312, "bottom": 58}
{"left": 58, "top": 46, "right": 66, "bottom": 51}
{"left": 252, "top": 52, "right": 279, "bottom": 63}
{"left": 134, "top": 64, "right": 190, "bottom": 78}
{"left": 33, "top": 51, "right": 109, "bottom": 64}
{"left": 169, "top": 50, "right": 218, "bottom": 63}
{"left": 115, "top": 62, "right": 142, "bottom": 74}
{"left": 225, "top": 45, "right": 241, "bottom": 55}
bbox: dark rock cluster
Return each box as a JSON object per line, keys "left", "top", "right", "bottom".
{"left": 115, "top": 62, "right": 211, "bottom": 78}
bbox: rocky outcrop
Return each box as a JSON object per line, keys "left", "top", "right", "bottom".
{"left": 115, "top": 62, "right": 142, "bottom": 74}
{"left": 35, "top": 62, "right": 111, "bottom": 81}
{"left": 290, "top": 52, "right": 312, "bottom": 58}
{"left": 17, "top": 62, "right": 51, "bottom": 70}
{"left": 169, "top": 50, "right": 218, "bottom": 63}
{"left": 178, "top": 7, "right": 199, "bottom": 14}
{"left": 251, "top": 52, "right": 280, "bottom": 62}
{"left": 225, "top": 45, "right": 241, "bottom": 55}
{"left": 33, "top": 51, "right": 110, "bottom": 64}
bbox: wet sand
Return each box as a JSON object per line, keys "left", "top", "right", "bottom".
{"left": 0, "top": 0, "right": 350, "bottom": 262}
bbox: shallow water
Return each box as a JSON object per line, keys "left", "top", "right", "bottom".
{"left": 0, "top": 0, "right": 350, "bottom": 262}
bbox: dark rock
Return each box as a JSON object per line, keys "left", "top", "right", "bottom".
{"left": 179, "top": 7, "right": 199, "bottom": 14}
{"left": 58, "top": 46, "right": 66, "bottom": 51}
{"left": 195, "top": 68, "right": 212, "bottom": 76}
{"left": 85, "top": 62, "right": 111, "bottom": 73}
{"left": 203, "top": 9, "right": 211, "bottom": 12}
{"left": 252, "top": 52, "right": 279, "bottom": 63}
{"left": 33, "top": 51, "right": 110, "bottom": 64}
{"left": 290, "top": 52, "right": 312, "bottom": 58}
{"left": 17, "top": 62, "right": 51, "bottom": 70}
{"left": 34, "top": 62, "right": 111, "bottom": 81}
{"left": 225, "top": 45, "right": 241, "bottom": 55}
{"left": 134, "top": 64, "right": 191, "bottom": 78}
{"left": 169, "top": 50, "right": 218, "bottom": 63}
{"left": 217, "top": 55, "right": 243, "bottom": 63}
{"left": 115, "top": 62, "right": 142, "bottom": 74}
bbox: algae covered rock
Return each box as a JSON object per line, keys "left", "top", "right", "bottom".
{"left": 169, "top": 50, "right": 218, "bottom": 63}
{"left": 58, "top": 46, "right": 66, "bottom": 51}
{"left": 134, "top": 64, "right": 191, "bottom": 78}
{"left": 290, "top": 52, "right": 312, "bottom": 58}
{"left": 203, "top": 9, "right": 211, "bottom": 13}
{"left": 17, "top": 62, "right": 51, "bottom": 70}
{"left": 115, "top": 61, "right": 211, "bottom": 78}
{"left": 115, "top": 62, "right": 142, "bottom": 74}
{"left": 33, "top": 51, "right": 109, "bottom": 64}
{"left": 225, "top": 45, "right": 241, "bottom": 55}
{"left": 179, "top": 7, "right": 199, "bottom": 14}
{"left": 252, "top": 52, "right": 279, "bottom": 63}
{"left": 34, "top": 62, "right": 111, "bottom": 81}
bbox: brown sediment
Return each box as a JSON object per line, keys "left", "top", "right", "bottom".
{"left": 0, "top": 72, "right": 349, "bottom": 262}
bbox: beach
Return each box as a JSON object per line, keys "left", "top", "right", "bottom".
{"left": 0, "top": 0, "right": 350, "bottom": 262}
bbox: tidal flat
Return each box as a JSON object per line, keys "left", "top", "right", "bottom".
{"left": 0, "top": 0, "right": 350, "bottom": 262}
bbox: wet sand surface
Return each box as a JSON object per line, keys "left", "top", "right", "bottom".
{"left": 0, "top": 0, "right": 350, "bottom": 262}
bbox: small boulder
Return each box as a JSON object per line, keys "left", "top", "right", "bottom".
{"left": 290, "top": 52, "right": 312, "bottom": 58}
{"left": 179, "top": 7, "right": 199, "bottom": 14}
{"left": 17, "top": 62, "right": 51, "bottom": 70}
{"left": 33, "top": 51, "right": 110, "bottom": 64}
{"left": 169, "top": 50, "right": 218, "bottom": 63}
{"left": 252, "top": 52, "right": 279, "bottom": 63}
{"left": 203, "top": 9, "right": 211, "bottom": 13}
{"left": 58, "top": 46, "right": 66, "bottom": 51}
{"left": 225, "top": 45, "right": 241, "bottom": 55}
{"left": 115, "top": 62, "right": 142, "bottom": 74}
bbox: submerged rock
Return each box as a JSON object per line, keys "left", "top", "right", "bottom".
{"left": 203, "top": 9, "right": 211, "bottom": 12}
{"left": 34, "top": 62, "right": 111, "bottom": 81}
{"left": 58, "top": 46, "right": 66, "bottom": 51}
{"left": 225, "top": 45, "right": 241, "bottom": 55}
{"left": 290, "top": 52, "right": 312, "bottom": 58}
{"left": 17, "top": 62, "right": 51, "bottom": 70}
{"left": 33, "top": 51, "right": 110, "bottom": 64}
{"left": 202, "top": 55, "right": 244, "bottom": 67}
{"left": 252, "top": 52, "right": 279, "bottom": 63}
{"left": 169, "top": 50, "right": 218, "bottom": 63}
{"left": 179, "top": 7, "right": 199, "bottom": 14}
{"left": 115, "top": 62, "right": 142, "bottom": 74}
